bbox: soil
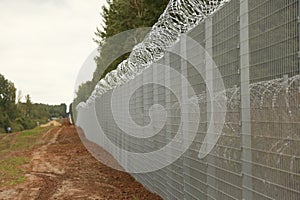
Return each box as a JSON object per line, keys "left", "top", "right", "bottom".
{"left": 40, "top": 120, "right": 62, "bottom": 128}
{"left": 0, "top": 126, "right": 162, "bottom": 200}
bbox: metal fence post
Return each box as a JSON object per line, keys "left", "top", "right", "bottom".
{"left": 152, "top": 58, "right": 158, "bottom": 194}
{"left": 299, "top": 0, "right": 300, "bottom": 74}
{"left": 180, "top": 34, "right": 191, "bottom": 199}
{"left": 205, "top": 17, "right": 217, "bottom": 200}
{"left": 240, "top": 0, "right": 253, "bottom": 199}
{"left": 142, "top": 67, "right": 155, "bottom": 192}
{"left": 164, "top": 52, "right": 172, "bottom": 200}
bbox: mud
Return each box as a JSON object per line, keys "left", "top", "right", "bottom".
{"left": 0, "top": 126, "right": 162, "bottom": 200}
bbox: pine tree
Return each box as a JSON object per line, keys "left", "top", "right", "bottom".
{"left": 74, "top": 0, "right": 169, "bottom": 107}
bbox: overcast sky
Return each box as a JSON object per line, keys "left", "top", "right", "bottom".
{"left": 0, "top": 0, "right": 106, "bottom": 106}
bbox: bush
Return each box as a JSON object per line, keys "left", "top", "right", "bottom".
{"left": 15, "top": 117, "right": 36, "bottom": 130}
{"left": 0, "top": 127, "right": 5, "bottom": 134}
{"left": 10, "top": 121, "right": 24, "bottom": 132}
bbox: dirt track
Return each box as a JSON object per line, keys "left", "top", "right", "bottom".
{"left": 0, "top": 126, "right": 162, "bottom": 200}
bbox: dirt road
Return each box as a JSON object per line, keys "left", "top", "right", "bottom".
{"left": 0, "top": 126, "right": 162, "bottom": 200}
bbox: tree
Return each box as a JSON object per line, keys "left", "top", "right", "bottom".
{"left": 94, "top": 0, "right": 169, "bottom": 80}
{"left": 69, "top": 103, "right": 74, "bottom": 124}
{"left": 17, "top": 90, "right": 23, "bottom": 105}
{"left": 0, "top": 74, "right": 18, "bottom": 132}
{"left": 73, "top": 81, "right": 95, "bottom": 109}
{"left": 0, "top": 74, "right": 69, "bottom": 133}
{"left": 0, "top": 74, "right": 16, "bottom": 108}
{"left": 25, "top": 94, "right": 32, "bottom": 117}
{"left": 73, "top": 0, "right": 169, "bottom": 108}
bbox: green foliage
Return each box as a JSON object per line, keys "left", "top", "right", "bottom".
{"left": 94, "top": 0, "right": 169, "bottom": 80}
{"left": 0, "top": 74, "right": 16, "bottom": 108}
{"left": 14, "top": 116, "right": 36, "bottom": 130}
{"left": 73, "top": 0, "right": 169, "bottom": 108}
{"left": 73, "top": 81, "right": 95, "bottom": 110}
{"left": 16, "top": 102, "right": 67, "bottom": 130}
{"left": 48, "top": 103, "right": 67, "bottom": 118}
{"left": 0, "top": 74, "right": 18, "bottom": 132}
{"left": 0, "top": 73, "right": 67, "bottom": 133}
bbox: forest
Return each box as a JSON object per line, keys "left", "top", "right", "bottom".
{"left": 0, "top": 73, "right": 67, "bottom": 133}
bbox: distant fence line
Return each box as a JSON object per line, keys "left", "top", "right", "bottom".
{"left": 77, "top": 0, "right": 300, "bottom": 199}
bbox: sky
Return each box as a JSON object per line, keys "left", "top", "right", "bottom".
{"left": 0, "top": 0, "right": 106, "bottom": 106}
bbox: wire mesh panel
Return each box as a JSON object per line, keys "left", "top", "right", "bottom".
{"left": 184, "top": 22, "right": 209, "bottom": 200}
{"left": 151, "top": 58, "right": 169, "bottom": 198}
{"left": 212, "top": 0, "right": 240, "bottom": 89}
{"left": 165, "top": 51, "right": 185, "bottom": 200}
{"left": 129, "top": 74, "right": 145, "bottom": 185}
{"left": 249, "top": 0, "right": 299, "bottom": 82}
{"left": 75, "top": 0, "right": 300, "bottom": 199}
{"left": 206, "top": 0, "right": 242, "bottom": 199}
{"left": 248, "top": 0, "right": 300, "bottom": 199}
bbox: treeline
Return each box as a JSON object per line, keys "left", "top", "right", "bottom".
{"left": 73, "top": 0, "right": 169, "bottom": 108}
{"left": 0, "top": 73, "right": 67, "bottom": 133}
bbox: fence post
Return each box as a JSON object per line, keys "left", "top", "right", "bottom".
{"left": 299, "top": 0, "right": 300, "bottom": 74}
{"left": 164, "top": 52, "right": 172, "bottom": 200}
{"left": 142, "top": 67, "right": 154, "bottom": 192}
{"left": 180, "top": 34, "right": 190, "bottom": 199}
{"left": 240, "top": 0, "right": 253, "bottom": 199}
{"left": 205, "top": 17, "right": 217, "bottom": 200}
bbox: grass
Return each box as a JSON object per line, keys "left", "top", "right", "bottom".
{"left": 10, "top": 127, "right": 51, "bottom": 151}
{"left": 0, "top": 137, "right": 11, "bottom": 152}
{"left": 0, "top": 127, "right": 52, "bottom": 153}
{"left": 0, "top": 156, "right": 29, "bottom": 186}
{"left": 133, "top": 195, "right": 139, "bottom": 200}
{"left": 0, "top": 127, "right": 51, "bottom": 186}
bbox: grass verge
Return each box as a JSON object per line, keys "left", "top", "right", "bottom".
{"left": 10, "top": 127, "right": 51, "bottom": 151}
{"left": 0, "top": 156, "right": 29, "bottom": 186}
{"left": 0, "top": 127, "right": 52, "bottom": 186}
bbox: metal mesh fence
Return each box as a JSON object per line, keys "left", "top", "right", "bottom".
{"left": 76, "top": 0, "right": 300, "bottom": 199}
{"left": 247, "top": 0, "right": 299, "bottom": 199}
